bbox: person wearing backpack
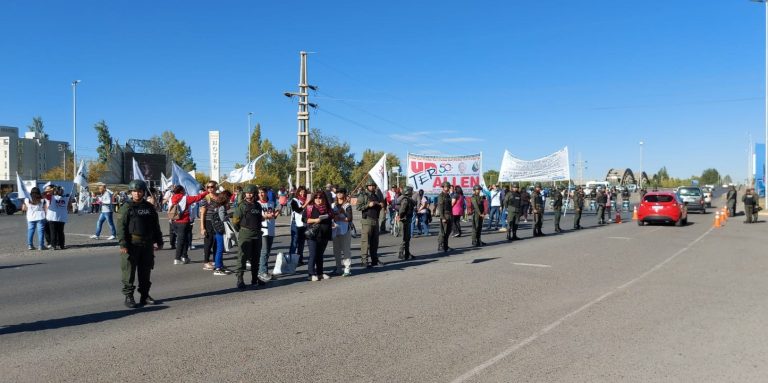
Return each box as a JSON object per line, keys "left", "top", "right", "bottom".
{"left": 211, "top": 192, "right": 232, "bottom": 275}
{"left": 169, "top": 185, "right": 209, "bottom": 265}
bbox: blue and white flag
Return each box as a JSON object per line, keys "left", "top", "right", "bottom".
{"left": 16, "top": 172, "right": 30, "bottom": 200}
{"left": 172, "top": 162, "right": 201, "bottom": 196}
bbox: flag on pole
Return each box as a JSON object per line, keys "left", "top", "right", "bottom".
{"left": 287, "top": 174, "right": 293, "bottom": 190}
{"left": 172, "top": 162, "right": 201, "bottom": 195}
{"left": 161, "top": 172, "right": 172, "bottom": 191}
{"left": 227, "top": 153, "right": 267, "bottom": 184}
{"left": 16, "top": 173, "right": 30, "bottom": 200}
{"left": 73, "top": 159, "right": 87, "bottom": 186}
{"left": 132, "top": 158, "right": 146, "bottom": 181}
{"left": 367, "top": 153, "right": 388, "bottom": 191}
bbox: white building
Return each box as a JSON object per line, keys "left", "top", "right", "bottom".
{"left": 0, "top": 126, "right": 70, "bottom": 184}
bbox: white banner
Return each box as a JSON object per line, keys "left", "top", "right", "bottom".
{"left": 209, "top": 131, "right": 220, "bottom": 182}
{"left": 73, "top": 159, "right": 87, "bottom": 186}
{"left": 227, "top": 153, "right": 267, "bottom": 184}
{"left": 132, "top": 158, "right": 146, "bottom": 181}
{"left": 498, "top": 147, "right": 570, "bottom": 182}
{"left": 367, "top": 153, "right": 388, "bottom": 192}
{"left": 407, "top": 153, "right": 483, "bottom": 194}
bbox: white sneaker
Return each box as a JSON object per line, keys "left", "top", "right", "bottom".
{"left": 90, "top": 235, "right": 99, "bottom": 239}
{"left": 321, "top": 274, "right": 331, "bottom": 280}
{"left": 310, "top": 275, "right": 319, "bottom": 282}
{"left": 182, "top": 257, "right": 190, "bottom": 264}
{"left": 107, "top": 235, "right": 115, "bottom": 240}
{"left": 246, "top": 261, "right": 251, "bottom": 268}
{"left": 174, "top": 259, "right": 183, "bottom": 265}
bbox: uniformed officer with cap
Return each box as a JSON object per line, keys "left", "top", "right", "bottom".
{"left": 531, "top": 183, "right": 545, "bottom": 237}
{"left": 356, "top": 177, "right": 383, "bottom": 266}
{"left": 573, "top": 186, "right": 585, "bottom": 229}
{"left": 503, "top": 182, "right": 522, "bottom": 240}
{"left": 232, "top": 184, "right": 264, "bottom": 290}
{"left": 552, "top": 185, "right": 564, "bottom": 233}
{"left": 397, "top": 186, "right": 416, "bottom": 259}
{"left": 470, "top": 184, "right": 487, "bottom": 247}
{"left": 118, "top": 180, "right": 164, "bottom": 308}
{"left": 435, "top": 181, "right": 453, "bottom": 252}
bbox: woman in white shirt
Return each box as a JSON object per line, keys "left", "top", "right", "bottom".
{"left": 23, "top": 187, "right": 48, "bottom": 250}
{"left": 46, "top": 185, "right": 69, "bottom": 250}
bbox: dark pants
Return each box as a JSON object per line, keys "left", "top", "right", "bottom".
{"left": 574, "top": 209, "right": 583, "bottom": 228}
{"left": 168, "top": 221, "right": 177, "bottom": 248}
{"left": 745, "top": 205, "right": 755, "bottom": 223}
{"left": 121, "top": 243, "right": 154, "bottom": 297}
{"left": 399, "top": 218, "right": 412, "bottom": 257}
{"left": 533, "top": 211, "right": 543, "bottom": 233}
{"left": 173, "top": 222, "right": 191, "bottom": 260}
{"left": 438, "top": 216, "right": 452, "bottom": 250}
{"left": 290, "top": 222, "right": 306, "bottom": 262}
{"left": 307, "top": 238, "right": 328, "bottom": 276}
{"left": 597, "top": 205, "right": 606, "bottom": 224}
{"left": 44, "top": 220, "right": 52, "bottom": 247}
{"left": 237, "top": 234, "right": 262, "bottom": 282}
{"left": 728, "top": 200, "right": 736, "bottom": 217}
{"left": 506, "top": 209, "right": 520, "bottom": 239}
{"left": 49, "top": 221, "right": 65, "bottom": 248}
{"left": 452, "top": 215, "right": 463, "bottom": 236}
{"left": 203, "top": 220, "right": 217, "bottom": 263}
{"left": 472, "top": 215, "right": 483, "bottom": 245}
{"left": 360, "top": 219, "right": 379, "bottom": 265}
{"left": 553, "top": 209, "right": 562, "bottom": 230}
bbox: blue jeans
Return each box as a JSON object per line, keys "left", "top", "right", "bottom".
{"left": 259, "top": 235, "right": 274, "bottom": 275}
{"left": 27, "top": 220, "right": 45, "bottom": 247}
{"left": 501, "top": 210, "right": 508, "bottom": 228}
{"left": 487, "top": 206, "right": 501, "bottom": 229}
{"left": 95, "top": 212, "right": 116, "bottom": 237}
{"left": 214, "top": 233, "right": 225, "bottom": 269}
{"left": 414, "top": 212, "right": 429, "bottom": 234}
{"left": 290, "top": 222, "right": 306, "bottom": 260}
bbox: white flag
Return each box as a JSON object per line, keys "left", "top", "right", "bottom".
{"left": 172, "top": 162, "right": 201, "bottom": 196}
{"left": 161, "top": 172, "right": 172, "bottom": 191}
{"left": 287, "top": 174, "right": 293, "bottom": 190}
{"left": 132, "top": 158, "right": 146, "bottom": 181}
{"left": 16, "top": 172, "right": 30, "bottom": 200}
{"left": 73, "top": 159, "right": 87, "bottom": 186}
{"left": 367, "top": 153, "right": 388, "bottom": 191}
{"left": 228, "top": 153, "right": 267, "bottom": 184}
{"left": 77, "top": 186, "right": 89, "bottom": 214}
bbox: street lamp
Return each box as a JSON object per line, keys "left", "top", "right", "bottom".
{"left": 71, "top": 80, "right": 81, "bottom": 178}
{"left": 247, "top": 112, "right": 253, "bottom": 163}
{"left": 639, "top": 141, "right": 644, "bottom": 189}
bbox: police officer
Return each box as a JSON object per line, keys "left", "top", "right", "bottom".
{"left": 573, "top": 187, "right": 585, "bottom": 229}
{"left": 356, "top": 177, "right": 383, "bottom": 267}
{"left": 232, "top": 184, "right": 264, "bottom": 290}
{"left": 503, "top": 183, "right": 522, "bottom": 240}
{"left": 118, "top": 180, "right": 163, "bottom": 308}
{"left": 596, "top": 188, "right": 608, "bottom": 225}
{"left": 727, "top": 185, "right": 738, "bottom": 217}
{"left": 435, "top": 181, "right": 453, "bottom": 252}
{"left": 470, "top": 185, "right": 487, "bottom": 247}
{"left": 531, "top": 183, "right": 545, "bottom": 237}
{"left": 397, "top": 186, "right": 416, "bottom": 259}
{"left": 552, "top": 185, "right": 564, "bottom": 233}
{"left": 742, "top": 188, "right": 757, "bottom": 223}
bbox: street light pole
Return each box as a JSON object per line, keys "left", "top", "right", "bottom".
{"left": 247, "top": 112, "right": 253, "bottom": 163}
{"left": 71, "top": 80, "right": 81, "bottom": 178}
{"left": 639, "top": 141, "right": 644, "bottom": 189}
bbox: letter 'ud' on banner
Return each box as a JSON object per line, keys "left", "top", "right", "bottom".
{"left": 407, "top": 153, "right": 483, "bottom": 194}
{"left": 498, "top": 147, "right": 570, "bottom": 182}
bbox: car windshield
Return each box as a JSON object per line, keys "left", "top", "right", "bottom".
{"left": 644, "top": 195, "right": 674, "bottom": 203}
{"left": 678, "top": 188, "right": 701, "bottom": 197}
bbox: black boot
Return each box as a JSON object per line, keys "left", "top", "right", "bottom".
{"left": 512, "top": 230, "right": 520, "bottom": 240}
{"left": 139, "top": 295, "right": 156, "bottom": 306}
{"left": 124, "top": 295, "right": 137, "bottom": 309}
{"left": 236, "top": 275, "right": 246, "bottom": 291}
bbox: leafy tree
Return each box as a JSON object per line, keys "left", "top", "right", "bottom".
{"left": 723, "top": 175, "right": 732, "bottom": 185}
{"left": 193, "top": 170, "right": 209, "bottom": 186}
{"left": 247, "top": 123, "right": 262, "bottom": 162}
{"left": 700, "top": 168, "right": 720, "bottom": 185}
{"left": 87, "top": 161, "right": 108, "bottom": 183}
{"left": 160, "top": 131, "right": 196, "bottom": 171}
{"left": 27, "top": 116, "right": 48, "bottom": 139}
{"left": 483, "top": 170, "right": 500, "bottom": 186}
{"left": 289, "top": 128, "right": 355, "bottom": 190}
{"left": 656, "top": 166, "right": 670, "bottom": 181}
{"left": 94, "top": 120, "right": 113, "bottom": 162}
{"left": 349, "top": 149, "right": 401, "bottom": 190}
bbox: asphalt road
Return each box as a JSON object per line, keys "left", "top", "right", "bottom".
{"left": 1, "top": 190, "right": 766, "bottom": 382}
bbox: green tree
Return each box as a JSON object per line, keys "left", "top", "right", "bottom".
{"left": 349, "top": 149, "right": 401, "bottom": 190}
{"left": 699, "top": 168, "right": 720, "bottom": 185}
{"left": 159, "top": 131, "right": 196, "bottom": 171}
{"left": 247, "top": 123, "right": 262, "bottom": 162}
{"left": 289, "top": 128, "right": 355, "bottom": 190}
{"left": 87, "top": 161, "right": 108, "bottom": 183}
{"left": 94, "top": 120, "right": 113, "bottom": 162}
{"left": 723, "top": 175, "right": 732, "bottom": 185}
{"left": 27, "top": 116, "right": 48, "bottom": 139}
{"left": 483, "top": 170, "right": 500, "bottom": 186}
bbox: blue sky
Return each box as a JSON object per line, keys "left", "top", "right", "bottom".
{"left": 1, "top": 0, "right": 766, "bottom": 183}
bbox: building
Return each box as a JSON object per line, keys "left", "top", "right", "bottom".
{"left": 0, "top": 126, "right": 70, "bottom": 185}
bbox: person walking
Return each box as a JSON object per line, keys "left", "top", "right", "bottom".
{"left": 503, "top": 183, "right": 522, "bottom": 241}
{"left": 573, "top": 187, "right": 585, "bottom": 229}
{"left": 117, "top": 180, "right": 163, "bottom": 308}
{"left": 169, "top": 185, "right": 209, "bottom": 265}
{"left": 199, "top": 181, "right": 219, "bottom": 271}
{"left": 46, "top": 185, "right": 69, "bottom": 250}
{"left": 397, "top": 186, "right": 416, "bottom": 259}
{"left": 726, "top": 185, "right": 737, "bottom": 217}
{"left": 232, "top": 184, "right": 263, "bottom": 290}
{"left": 256, "top": 186, "right": 277, "bottom": 283}
{"left": 90, "top": 184, "right": 117, "bottom": 240}
{"left": 596, "top": 188, "right": 607, "bottom": 225}
{"left": 436, "top": 181, "right": 454, "bottom": 253}
{"left": 414, "top": 189, "right": 430, "bottom": 236}
{"left": 23, "top": 187, "right": 48, "bottom": 250}
{"left": 356, "top": 178, "right": 383, "bottom": 267}
{"left": 470, "top": 185, "right": 487, "bottom": 247}
{"left": 304, "top": 190, "right": 334, "bottom": 281}
{"left": 289, "top": 186, "right": 309, "bottom": 265}
{"left": 531, "top": 183, "right": 545, "bottom": 237}
{"left": 520, "top": 187, "right": 531, "bottom": 223}
{"left": 742, "top": 188, "right": 757, "bottom": 224}
{"left": 332, "top": 188, "right": 353, "bottom": 276}
{"left": 551, "top": 185, "right": 564, "bottom": 233}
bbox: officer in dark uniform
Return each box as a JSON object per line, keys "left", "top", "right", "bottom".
{"left": 552, "top": 185, "right": 564, "bottom": 232}
{"left": 356, "top": 177, "right": 383, "bottom": 266}
{"left": 573, "top": 186, "right": 585, "bottom": 229}
{"left": 503, "top": 182, "right": 522, "bottom": 240}
{"left": 435, "top": 181, "right": 453, "bottom": 252}
{"left": 470, "top": 185, "right": 487, "bottom": 247}
{"left": 397, "top": 186, "right": 416, "bottom": 259}
{"left": 727, "top": 185, "right": 737, "bottom": 217}
{"left": 531, "top": 183, "right": 545, "bottom": 237}
{"left": 232, "top": 184, "right": 264, "bottom": 290}
{"left": 118, "top": 180, "right": 163, "bottom": 308}
{"left": 742, "top": 188, "right": 757, "bottom": 223}
{"left": 596, "top": 188, "right": 608, "bottom": 225}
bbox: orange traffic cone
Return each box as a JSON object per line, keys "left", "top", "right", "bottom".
{"left": 714, "top": 212, "right": 721, "bottom": 228}
{"left": 632, "top": 206, "right": 638, "bottom": 221}
{"left": 615, "top": 210, "right": 622, "bottom": 224}
{"left": 721, "top": 208, "right": 727, "bottom": 222}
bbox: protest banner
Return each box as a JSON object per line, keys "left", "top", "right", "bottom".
{"left": 498, "top": 147, "right": 570, "bottom": 182}
{"left": 407, "top": 153, "right": 483, "bottom": 194}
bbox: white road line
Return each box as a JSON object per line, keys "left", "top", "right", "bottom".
{"left": 512, "top": 263, "right": 551, "bottom": 268}
{"left": 606, "top": 236, "right": 632, "bottom": 240}
{"left": 450, "top": 226, "right": 715, "bottom": 383}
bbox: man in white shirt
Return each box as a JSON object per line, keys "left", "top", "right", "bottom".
{"left": 90, "top": 184, "right": 116, "bottom": 240}
{"left": 486, "top": 184, "right": 502, "bottom": 231}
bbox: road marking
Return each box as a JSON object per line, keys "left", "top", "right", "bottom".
{"left": 606, "top": 236, "right": 631, "bottom": 240}
{"left": 450, "top": 226, "right": 714, "bottom": 383}
{"left": 512, "top": 263, "right": 551, "bottom": 268}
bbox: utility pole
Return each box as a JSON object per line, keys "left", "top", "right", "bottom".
{"left": 573, "top": 152, "right": 587, "bottom": 187}
{"left": 284, "top": 51, "right": 318, "bottom": 190}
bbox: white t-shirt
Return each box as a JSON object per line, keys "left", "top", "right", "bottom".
{"left": 100, "top": 191, "right": 113, "bottom": 213}
{"left": 46, "top": 195, "right": 69, "bottom": 223}
{"left": 259, "top": 200, "right": 276, "bottom": 237}
{"left": 490, "top": 189, "right": 501, "bottom": 207}
{"left": 25, "top": 199, "right": 47, "bottom": 221}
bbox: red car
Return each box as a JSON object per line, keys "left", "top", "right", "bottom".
{"left": 637, "top": 192, "right": 688, "bottom": 226}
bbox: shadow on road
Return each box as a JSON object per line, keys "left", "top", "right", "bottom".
{"left": 0, "top": 306, "right": 167, "bottom": 335}
{"left": 0, "top": 262, "right": 44, "bottom": 271}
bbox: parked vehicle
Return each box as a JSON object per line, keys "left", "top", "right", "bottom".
{"left": 637, "top": 192, "right": 688, "bottom": 226}
{"left": 676, "top": 186, "right": 706, "bottom": 213}
{"left": 1, "top": 192, "right": 23, "bottom": 215}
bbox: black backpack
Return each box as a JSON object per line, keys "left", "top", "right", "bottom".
{"left": 211, "top": 204, "right": 226, "bottom": 234}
